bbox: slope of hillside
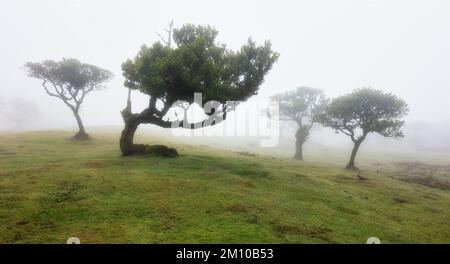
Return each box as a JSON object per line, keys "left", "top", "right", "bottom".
{"left": 0, "top": 131, "right": 449, "bottom": 243}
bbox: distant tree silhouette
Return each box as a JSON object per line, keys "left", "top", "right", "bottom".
{"left": 24, "top": 58, "right": 113, "bottom": 140}
{"left": 271, "top": 87, "right": 327, "bottom": 160}
{"left": 318, "top": 88, "right": 409, "bottom": 170}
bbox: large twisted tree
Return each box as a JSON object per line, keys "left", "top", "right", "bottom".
{"left": 318, "top": 88, "right": 409, "bottom": 170}
{"left": 24, "top": 58, "right": 113, "bottom": 140}
{"left": 120, "top": 24, "right": 279, "bottom": 156}
{"left": 271, "top": 87, "right": 327, "bottom": 160}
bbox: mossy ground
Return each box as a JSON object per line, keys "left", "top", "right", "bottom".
{"left": 0, "top": 130, "right": 449, "bottom": 243}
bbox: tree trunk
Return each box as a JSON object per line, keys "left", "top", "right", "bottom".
{"left": 72, "top": 110, "right": 90, "bottom": 140}
{"left": 119, "top": 114, "right": 178, "bottom": 157}
{"left": 346, "top": 139, "right": 363, "bottom": 170}
{"left": 293, "top": 126, "right": 309, "bottom": 160}
{"left": 293, "top": 134, "right": 304, "bottom": 160}
{"left": 120, "top": 117, "right": 140, "bottom": 156}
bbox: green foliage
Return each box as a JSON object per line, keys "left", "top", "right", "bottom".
{"left": 122, "top": 24, "right": 279, "bottom": 106}
{"left": 271, "top": 87, "right": 328, "bottom": 159}
{"left": 24, "top": 58, "right": 113, "bottom": 138}
{"left": 318, "top": 88, "right": 409, "bottom": 141}
{"left": 24, "top": 58, "right": 113, "bottom": 91}
{"left": 271, "top": 87, "right": 327, "bottom": 126}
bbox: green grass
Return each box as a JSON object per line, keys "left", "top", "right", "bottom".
{"left": 0, "top": 130, "right": 449, "bottom": 243}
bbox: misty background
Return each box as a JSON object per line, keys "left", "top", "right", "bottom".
{"left": 1, "top": 0, "right": 450, "bottom": 153}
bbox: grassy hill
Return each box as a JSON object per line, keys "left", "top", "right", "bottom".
{"left": 0, "top": 130, "right": 449, "bottom": 243}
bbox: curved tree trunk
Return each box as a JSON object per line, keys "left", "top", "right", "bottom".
{"left": 293, "top": 126, "right": 309, "bottom": 160}
{"left": 120, "top": 116, "right": 140, "bottom": 156}
{"left": 119, "top": 111, "right": 178, "bottom": 157}
{"left": 293, "top": 133, "right": 305, "bottom": 160}
{"left": 72, "top": 110, "right": 90, "bottom": 140}
{"left": 294, "top": 144, "right": 304, "bottom": 160}
{"left": 346, "top": 140, "right": 363, "bottom": 170}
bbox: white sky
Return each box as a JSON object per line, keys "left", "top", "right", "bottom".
{"left": 1, "top": 0, "right": 450, "bottom": 130}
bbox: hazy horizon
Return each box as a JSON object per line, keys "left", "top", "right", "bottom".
{"left": 1, "top": 0, "right": 450, "bottom": 152}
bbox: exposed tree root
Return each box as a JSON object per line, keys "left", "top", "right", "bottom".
{"left": 123, "top": 144, "right": 178, "bottom": 157}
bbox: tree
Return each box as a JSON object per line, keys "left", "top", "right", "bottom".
{"left": 271, "top": 87, "right": 327, "bottom": 160}
{"left": 318, "top": 88, "right": 409, "bottom": 170}
{"left": 120, "top": 24, "right": 279, "bottom": 156}
{"left": 24, "top": 58, "right": 113, "bottom": 140}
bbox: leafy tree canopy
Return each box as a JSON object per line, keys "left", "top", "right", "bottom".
{"left": 122, "top": 24, "right": 279, "bottom": 109}
{"left": 24, "top": 58, "right": 113, "bottom": 140}
{"left": 319, "top": 88, "right": 409, "bottom": 142}
{"left": 24, "top": 58, "right": 113, "bottom": 109}
{"left": 119, "top": 24, "right": 279, "bottom": 156}
{"left": 271, "top": 86, "right": 327, "bottom": 160}
{"left": 272, "top": 86, "right": 327, "bottom": 126}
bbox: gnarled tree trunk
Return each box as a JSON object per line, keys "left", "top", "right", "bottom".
{"left": 294, "top": 132, "right": 305, "bottom": 160}
{"left": 72, "top": 110, "right": 90, "bottom": 140}
{"left": 120, "top": 116, "right": 140, "bottom": 155}
{"left": 293, "top": 125, "right": 310, "bottom": 160}
{"left": 293, "top": 143, "right": 304, "bottom": 160}
{"left": 119, "top": 108, "right": 178, "bottom": 157}
{"left": 346, "top": 139, "right": 363, "bottom": 170}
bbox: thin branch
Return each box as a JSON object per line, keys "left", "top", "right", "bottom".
{"left": 157, "top": 20, "right": 174, "bottom": 48}
{"left": 40, "top": 80, "right": 60, "bottom": 99}
{"left": 337, "top": 127, "right": 355, "bottom": 142}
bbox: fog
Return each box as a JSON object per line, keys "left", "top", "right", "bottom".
{"left": 1, "top": 0, "right": 450, "bottom": 152}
